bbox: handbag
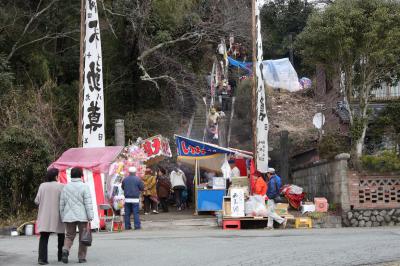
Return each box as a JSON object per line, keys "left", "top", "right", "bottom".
{"left": 80, "top": 223, "right": 92, "bottom": 246}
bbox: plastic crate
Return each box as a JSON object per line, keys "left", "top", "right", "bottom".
{"left": 223, "top": 220, "right": 241, "bottom": 230}
{"left": 295, "top": 217, "right": 312, "bottom": 229}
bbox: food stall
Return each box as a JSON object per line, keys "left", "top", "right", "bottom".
{"left": 174, "top": 135, "right": 252, "bottom": 213}
{"left": 107, "top": 135, "right": 172, "bottom": 213}
{"left": 49, "top": 146, "right": 124, "bottom": 229}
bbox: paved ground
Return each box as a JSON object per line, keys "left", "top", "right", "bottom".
{"left": 1, "top": 226, "right": 400, "bottom": 266}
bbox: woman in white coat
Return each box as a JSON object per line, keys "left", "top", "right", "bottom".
{"left": 35, "top": 168, "right": 65, "bottom": 265}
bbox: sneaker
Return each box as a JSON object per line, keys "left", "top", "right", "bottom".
{"left": 265, "top": 226, "right": 274, "bottom": 230}
{"left": 144, "top": 212, "right": 149, "bottom": 215}
{"left": 61, "top": 249, "right": 69, "bottom": 264}
{"left": 152, "top": 210, "right": 159, "bottom": 214}
{"left": 78, "top": 259, "right": 87, "bottom": 263}
{"left": 38, "top": 260, "right": 48, "bottom": 265}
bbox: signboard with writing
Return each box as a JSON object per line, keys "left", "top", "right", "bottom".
{"left": 141, "top": 135, "right": 172, "bottom": 160}
{"left": 230, "top": 188, "right": 245, "bottom": 217}
{"left": 82, "top": 0, "right": 105, "bottom": 147}
{"left": 175, "top": 135, "right": 236, "bottom": 158}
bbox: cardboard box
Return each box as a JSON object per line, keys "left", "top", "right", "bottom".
{"left": 231, "top": 176, "right": 249, "bottom": 187}
{"left": 314, "top": 197, "right": 328, "bottom": 212}
{"left": 301, "top": 203, "right": 316, "bottom": 214}
{"left": 223, "top": 197, "right": 231, "bottom": 216}
{"left": 275, "top": 203, "right": 289, "bottom": 216}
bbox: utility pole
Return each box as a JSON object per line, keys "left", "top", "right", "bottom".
{"left": 251, "top": 0, "right": 257, "bottom": 166}
{"left": 78, "top": 0, "right": 85, "bottom": 147}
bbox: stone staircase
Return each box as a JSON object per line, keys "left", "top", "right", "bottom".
{"left": 189, "top": 98, "right": 209, "bottom": 141}
{"left": 188, "top": 96, "right": 235, "bottom": 147}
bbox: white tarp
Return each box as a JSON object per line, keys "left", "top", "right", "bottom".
{"left": 255, "top": 0, "right": 269, "bottom": 173}
{"left": 82, "top": 0, "right": 105, "bottom": 147}
{"left": 262, "top": 58, "right": 302, "bottom": 92}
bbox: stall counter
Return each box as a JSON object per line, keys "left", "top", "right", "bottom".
{"left": 196, "top": 188, "right": 225, "bottom": 211}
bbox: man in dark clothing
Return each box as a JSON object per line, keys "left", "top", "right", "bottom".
{"left": 122, "top": 167, "right": 144, "bottom": 230}
{"left": 266, "top": 168, "right": 286, "bottom": 230}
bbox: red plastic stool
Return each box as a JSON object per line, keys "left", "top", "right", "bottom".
{"left": 223, "top": 220, "right": 241, "bottom": 230}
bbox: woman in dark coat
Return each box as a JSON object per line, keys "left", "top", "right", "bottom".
{"left": 156, "top": 168, "right": 171, "bottom": 212}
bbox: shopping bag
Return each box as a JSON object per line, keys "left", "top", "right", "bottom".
{"left": 80, "top": 223, "right": 92, "bottom": 246}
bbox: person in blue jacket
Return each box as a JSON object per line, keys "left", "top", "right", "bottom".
{"left": 122, "top": 167, "right": 144, "bottom": 230}
{"left": 266, "top": 168, "right": 286, "bottom": 230}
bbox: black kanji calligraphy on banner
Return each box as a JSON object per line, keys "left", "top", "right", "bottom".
{"left": 86, "top": 61, "right": 101, "bottom": 92}
{"left": 82, "top": 0, "right": 105, "bottom": 147}
{"left": 88, "top": 0, "right": 96, "bottom": 11}
{"left": 85, "top": 101, "right": 102, "bottom": 133}
{"left": 88, "top": 20, "right": 99, "bottom": 43}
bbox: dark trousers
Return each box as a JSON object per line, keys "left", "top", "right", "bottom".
{"left": 124, "top": 202, "right": 140, "bottom": 230}
{"left": 173, "top": 186, "right": 185, "bottom": 209}
{"left": 38, "top": 232, "right": 65, "bottom": 263}
{"left": 159, "top": 197, "right": 169, "bottom": 212}
{"left": 143, "top": 195, "right": 157, "bottom": 213}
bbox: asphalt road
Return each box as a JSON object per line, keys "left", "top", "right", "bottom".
{"left": 1, "top": 227, "right": 400, "bottom": 266}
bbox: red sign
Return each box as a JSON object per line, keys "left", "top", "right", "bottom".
{"left": 141, "top": 135, "right": 172, "bottom": 159}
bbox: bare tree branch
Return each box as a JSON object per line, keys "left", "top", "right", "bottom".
{"left": 137, "top": 32, "right": 203, "bottom": 89}
{"left": 99, "top": 0, "right": 118, "bottom": 39}
{"left": 6, "top": 0, "right": 59, "bottom": 61}
{"left": 137, "top": 32, "right": 203, "bottom": 61}
{"left": 10, "top": 30, "right": 79, "bottom": 54}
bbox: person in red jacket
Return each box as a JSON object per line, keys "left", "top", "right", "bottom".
{"left": 253, "top": 173, "right": 267, "bottom": 196}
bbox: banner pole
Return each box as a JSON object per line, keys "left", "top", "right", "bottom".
{"left": 194, "top": 159, "right": 198, "bottom": 215}
{"left": 251, "top": 0, "right": 257, "bottom": 168}
{"left": 78, "top": 0, "right": 85, "bottom": 147}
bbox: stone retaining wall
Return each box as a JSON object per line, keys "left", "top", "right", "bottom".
{"left": 342, "top": 209, "right": 400, "bottom": 227}
{"left": 291, "top": 153, "right": 351, "bottom": 210}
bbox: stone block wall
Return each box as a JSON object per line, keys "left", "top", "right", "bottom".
{"left": 342, "top": 209, "right": 400, "bottom": 227}
{"left": 291, "top": 153, "right": 351, "bottom": 210}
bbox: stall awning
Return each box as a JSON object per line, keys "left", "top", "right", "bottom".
{"left": 49, "top": 146, "right": 124, "bottom": 173}
{"left": 175, "top": 135, "right": 253, "bottom": 160}
{"left": 175, "top": 135, "right": 252, "bottom": 172}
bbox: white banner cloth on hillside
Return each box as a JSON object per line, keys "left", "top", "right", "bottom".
{"left": 82, "top": 0, "right": 105, "bottom": 147}
{"left": 262, "top": 58, "right": 302, "bottom": 92}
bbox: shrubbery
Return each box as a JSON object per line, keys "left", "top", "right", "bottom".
{"left": 0, "top": 127, "right": 52, "bottom": 219}
{"left": 318, "top": 133, "right": 350, "bottom": 160}
{"left": 361, "top": 151, "right": 400, "bottom": 173}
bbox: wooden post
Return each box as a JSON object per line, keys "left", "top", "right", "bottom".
{"left": 251, "top": 0, "right": 257, "bottom": 167}
{"left": 280, "top": 130, "right": 289, "bottom": 184}
{"left": 77, "top": 0, "right": 85, "bottom": 147}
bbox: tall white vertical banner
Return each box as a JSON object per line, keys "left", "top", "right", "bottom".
{"left": 82, "top": 0, "right": 105, "bottom": 147}
{"left": 255, "top": 0, "right": 269, "bottom": 173}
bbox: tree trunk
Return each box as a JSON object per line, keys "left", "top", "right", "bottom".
{"left": 353, "top": 84, "right": 369, "bottom": 164}
{"left": 355, "top": 121, "right": 367, "bottom": 159}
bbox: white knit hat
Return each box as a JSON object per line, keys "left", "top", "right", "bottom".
{"left": 128, "top": 167, "right": 137, "bottom": 173}
{"left": 267, "top": 168, "right": 275, "bottom": 173}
